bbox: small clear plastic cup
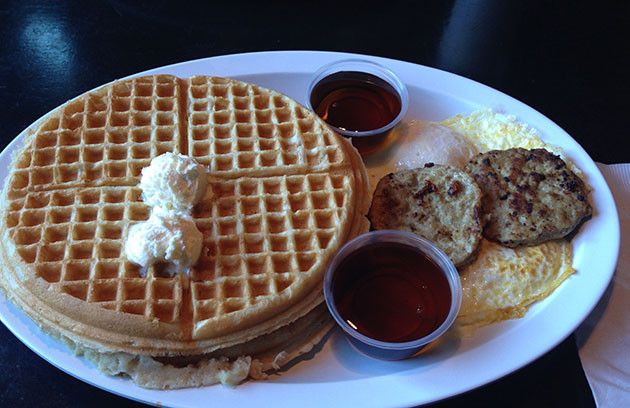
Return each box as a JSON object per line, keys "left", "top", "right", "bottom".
{"left": 323, "top": 230, "right": 462, "bottom": 360}
{"left": 306, "top": 59, "right": 409, "bottom": 155}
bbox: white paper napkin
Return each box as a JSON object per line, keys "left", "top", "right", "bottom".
{"left": 575, "top": 163, "right": 630, "bottom": 407}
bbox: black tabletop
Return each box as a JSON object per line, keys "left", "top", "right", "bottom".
{"left": 1, "top": 1, "right": 626, "bottom": 407}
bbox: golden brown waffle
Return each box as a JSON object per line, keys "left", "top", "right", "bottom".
{"left": 185, "top": 76, "right": 348, "bottom": 177}
{"left": 0, "top": 74, "right": 370, "bottom": 383}
{"left": 191, "top": 172, "right": 359, "bottom": 339}
{"left": 7, "top": 76, "right": 183, "bottom": 196}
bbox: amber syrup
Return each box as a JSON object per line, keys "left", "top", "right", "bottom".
{"left": 332, "top": 242, "right": 451, "bottom": 343}
{"left": 310, "top": 71, "right": 402, "bottom": 155}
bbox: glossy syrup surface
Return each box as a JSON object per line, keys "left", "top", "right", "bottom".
{"left": 332, "top": 242, "right": 452, "bottom": 343}
{"left": 310, "top": 71, "right": 401, "bottom": 133}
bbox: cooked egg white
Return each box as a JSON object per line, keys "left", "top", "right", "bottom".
{"left": 362, "top": 121, "right": 478, "bottom": 196}
{"left": 391, "top": 121, "right": 478, "bottom": 171}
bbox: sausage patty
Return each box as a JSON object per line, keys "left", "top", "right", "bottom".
{"left": 368, "top": 164, "right": 483, "bottom": 267}
{"left": 465, "top": 148, "right": 592, "bottom": 247}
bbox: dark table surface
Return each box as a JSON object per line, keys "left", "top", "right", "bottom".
{"left": 1, "top": 1, "right": 626, "bottom": 407}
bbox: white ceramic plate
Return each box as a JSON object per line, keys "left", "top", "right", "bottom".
{"left": 0, "top": 51, "right": 620, "bottom": 407}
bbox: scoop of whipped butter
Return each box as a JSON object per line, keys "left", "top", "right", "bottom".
{"left": 139, "top": 152, "right": 208, "bottom": 214}
{"left": 126, "top": 213, "right": 203, "bottom": 271}
{"left": 125, "top": 153, "right": 208, "bottom": 275}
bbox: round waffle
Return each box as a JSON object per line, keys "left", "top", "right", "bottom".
{"left": 0, "top": 75, "right": 370, "bottom": 385}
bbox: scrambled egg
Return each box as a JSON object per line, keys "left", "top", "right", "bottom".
{"left": 442, "top": 109, "right": 584, "bottom": 179}
{"left": 441, "top": 110, "right": 578, "bottom": 327}
{"left": 442, "top": 110, "right": 551, "bottom": 152}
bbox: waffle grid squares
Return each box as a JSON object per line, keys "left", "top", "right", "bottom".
{"left": 8, "top": 76, "right": 181, "bottom": 193}
{"left": 5, "top": 74, "right": 356, "bottom": 332}
{"left": 6, "top": 187, "right": 185, "bottom": 321}
{"left": 187, "top": 77, "right": 346, "bottom": 175}
{"left": 189, "top": 172, "right": 349, "bottom": 322}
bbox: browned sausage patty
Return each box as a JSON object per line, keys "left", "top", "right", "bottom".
{"left": 465, "top": 148, "right": 592, "bottom": 247}
{"left": 368, "top": 164, "right": 483, "bottom": 267}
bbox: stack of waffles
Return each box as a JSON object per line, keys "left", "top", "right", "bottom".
{"left": 0, "top": 75, "right": 370, "bottom": 388}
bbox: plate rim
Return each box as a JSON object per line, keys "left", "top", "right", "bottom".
{"left": 0, "top": 50, "right": 620, "bottom": 408}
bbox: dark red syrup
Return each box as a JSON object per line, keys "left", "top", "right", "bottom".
{"left": 332, "top": 242, "right": 451, "bottom": 343}
{"left": 310, "top": 71, "right": 402, "bottom": 155}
